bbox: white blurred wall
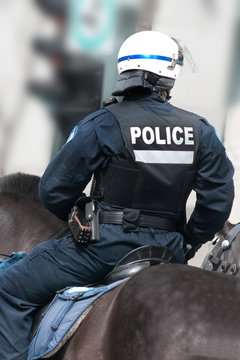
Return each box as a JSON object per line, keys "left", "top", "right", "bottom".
{"left": 153, "top": 0, "right": 239, "bottom": 267}
{"left": 0, "top": 0, "right": 57, "bottom": 176}
{"left": 225, "top": 103, "right": 240, "bottom": 224}
{"left": 153, "top": 0, "right": 237, "bottom": 135}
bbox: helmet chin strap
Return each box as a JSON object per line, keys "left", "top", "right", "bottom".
{"left": 112, "top": 70, "right": 175, "bottom": 99}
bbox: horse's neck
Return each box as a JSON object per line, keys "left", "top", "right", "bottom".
{"left": 0, "top": 199, "right": 66, "bottom": 254}
{"left": 214, "top": 223, "right": 240, "bottom": 278}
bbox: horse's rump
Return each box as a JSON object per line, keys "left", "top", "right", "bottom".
{"left": 52, "top": 263, "right": 240, "bottom": 360}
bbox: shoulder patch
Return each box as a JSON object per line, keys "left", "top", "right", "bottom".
{"left": 214, "top": 128, "right": 224, "bottom": 145}
{"left": 65, "top": 126, "right": 78, "bottom": 144}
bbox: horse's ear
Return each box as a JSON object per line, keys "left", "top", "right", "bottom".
{"left": 216, "top": 220, "right": 235, "bottom": 238}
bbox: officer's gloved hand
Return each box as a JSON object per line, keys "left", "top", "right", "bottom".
{"left": 183, "top": 242, "right": 202, "bottom": 263}
{"left": 183, "top": 243, "right": 195, "bottom": 262}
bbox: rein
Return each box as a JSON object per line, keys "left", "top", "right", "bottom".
{"left": 208, "top": 223, "right": 240, "bottom": 274}
{"left": 0, "top": 253, "right": 12, "bottom": 264}
{"left": 0, "top": 253, "right": 11, "bottom": 257}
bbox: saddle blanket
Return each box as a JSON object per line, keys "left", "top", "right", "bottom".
{"left": 0, "top": 251, "right": 27, "bottom": 274}
{"left": 27, "top": 279, "right": 126, "bottom": 360}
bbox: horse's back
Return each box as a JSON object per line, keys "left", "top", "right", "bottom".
{"left": 53, "top": 264, "right": 240, "bottom": 360}
{"left": 105, "top": 264, "right": 240, "bottom": 360}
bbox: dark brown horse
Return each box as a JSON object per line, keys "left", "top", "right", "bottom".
{"left": 1, "top": 173, "right": 240, "bottom": 360}
{"left": 0, "top": 172, "right": 66, "bottom": 254}
{"left": 52, "top": 262, "right": 240, "bottom": 360}
{"left": 202, "top": 221, "right": 240, "bottom": 276}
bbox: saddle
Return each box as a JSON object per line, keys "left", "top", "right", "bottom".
{"left": 104, "top": 244, "right": 175, "bottom": 284}
{"left": 28, "top": 245, "right": 175, "bottom": 359}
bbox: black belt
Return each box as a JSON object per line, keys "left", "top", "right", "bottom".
{"left": 99, "top": 211, "right": 177, "bottom": 231}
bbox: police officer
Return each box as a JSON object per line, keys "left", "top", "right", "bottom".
{"left": 0, "top": 31, "right": 234, "bottom": 359}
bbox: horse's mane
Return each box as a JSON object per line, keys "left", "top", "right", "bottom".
{"left": 0, "top": 172, "right": 40, "bottom": 204}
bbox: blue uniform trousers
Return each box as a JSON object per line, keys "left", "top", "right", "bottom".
{"left": 0, "top": 224, "right": 184, "bottom": 360}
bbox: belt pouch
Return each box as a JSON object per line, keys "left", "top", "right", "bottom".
{"left": 122, "top": 208, "right": 140, "bottom": 232}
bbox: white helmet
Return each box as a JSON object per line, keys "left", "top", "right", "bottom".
{"left": 117, "top": 31, "right": 184, "bottom": 80}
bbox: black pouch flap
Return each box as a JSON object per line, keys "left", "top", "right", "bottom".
{"left": 122, "top": 208, "right": 140, "bottom": 232}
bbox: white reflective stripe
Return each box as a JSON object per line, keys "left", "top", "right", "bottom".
{"left": 133, "top": 150, "right": 194, "bottom": 164}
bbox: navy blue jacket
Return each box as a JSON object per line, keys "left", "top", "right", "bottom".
{"left": 39, "top": 93, "right": 234, "bottom": 247}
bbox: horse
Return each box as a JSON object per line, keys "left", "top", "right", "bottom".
{"left": 0, "top": 172, "right": 66, "bottom": 254}
{"left": 202, "top": 220, "right": 240, "bottom": 276}
{"left": 1, "top": 172, "right": 240, "bottom": 360}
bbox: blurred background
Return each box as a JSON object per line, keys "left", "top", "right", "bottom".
{"left": 0, "top": 0, "right": 240, "bottom": 266}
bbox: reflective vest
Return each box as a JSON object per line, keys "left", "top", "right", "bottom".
{"left": 94, "top": 100, "right": 200, "bottom": 227}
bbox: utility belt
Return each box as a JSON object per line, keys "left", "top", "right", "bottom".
{"left": 68, "top": 198, "right": 177, "bottom": 244}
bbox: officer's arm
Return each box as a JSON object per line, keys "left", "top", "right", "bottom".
{"left": 38, "top": 111, "right": 124, "bottom": 221}
{"left": 185, "top": 120, "right": 234, "bottom": 249}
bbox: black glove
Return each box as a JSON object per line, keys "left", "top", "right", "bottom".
{"left": 183, "top": 242, "right": 202, "bottom": 263}
{"left": 183, "top": 243, "right": 195, "bottom": 262}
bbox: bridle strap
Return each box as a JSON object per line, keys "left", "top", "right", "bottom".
{"left": 209, "top": 223, "right": 240, "bottom": 271}
{"left": 225, "top": 223, "right": 240, "bottom": 245}
{"left": 0, "top": 253, "right": 11, "bottom": 258}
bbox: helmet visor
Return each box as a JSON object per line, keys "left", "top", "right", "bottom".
{"left": 172, "top": 38, "right": 198, "bottom": 76}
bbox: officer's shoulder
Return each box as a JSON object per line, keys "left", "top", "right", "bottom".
{"left": 181, "top": 112, "right": 222, "bottom": 145}
{"left": 81, "top": 108, "right": 111, "bottom": 126}
{"left": 172, "top": 104, "right": 201, "bottom": 119}
{"left": 172, "top": 105, "right": 211, "bottom": 127}
{"left": 82, "top": 97, "right": 119, "bottom": 125}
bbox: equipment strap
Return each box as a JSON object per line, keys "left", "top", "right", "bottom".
{"left": 99, "top": 211, "right": 177, "bottom": 231}
{"left": 209, "top": 223, "right": 240, "bottom": 272}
